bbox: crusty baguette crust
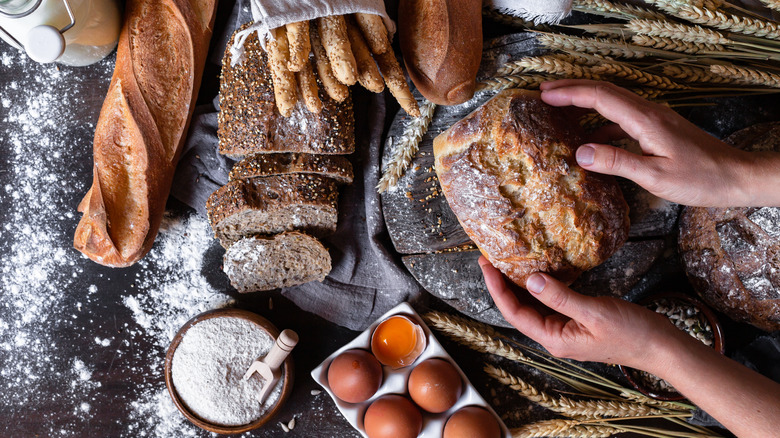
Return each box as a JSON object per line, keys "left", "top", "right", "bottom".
{"left": 433, "top": 90, "right": 630, "bottom": 286}
{"left": 74, "top": 0, "right": 217, "bottom": 267}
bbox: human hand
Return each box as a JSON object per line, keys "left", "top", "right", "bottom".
{"left": 540, "top": 79, "right": 780, "bottom": 207}
{"left": 479, "top": 256, "right": 680, "bottom": 371}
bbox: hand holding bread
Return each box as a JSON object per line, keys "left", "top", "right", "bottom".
{"left": 256, "top": 13, "right": 421, "bottom": 117}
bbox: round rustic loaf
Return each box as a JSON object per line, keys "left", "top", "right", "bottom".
{"left": 433, "top": 89, "right": 630, "bottom": 286}
{"left": 679, "top": 122, "right": 780, "bottom": 332}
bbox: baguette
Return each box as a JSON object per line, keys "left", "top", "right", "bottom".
{"left": 74, "top": 0, "right": 217, "bottom": 267}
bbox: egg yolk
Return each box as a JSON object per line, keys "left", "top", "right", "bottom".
{"left": 372, "top": 316, "right": 417, "bottom": 367}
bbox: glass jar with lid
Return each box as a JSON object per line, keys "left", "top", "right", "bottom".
{"left": 0, "top": 0, "right": 121, "bottom": 66}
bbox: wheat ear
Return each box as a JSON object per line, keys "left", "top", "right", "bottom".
{"left": 537, "top": 33, "right": 651, "bottom": 59}
{"left": 477, "top": 75, "right": 548, "bottom": 92}
{"left": 497, "top": 55, "right": 601, "bottom": 79}
{"left": 573, "top": 0, "right": 667, "bottom": 20}
{"left": 760, "top": 0, "right": 780, "bottom": 12}
{"left": 709, "top": 64, "right": 780, "bottom": 87}
{"left": 424, "top": 312, "right": 531, "bottom": 362}
{"left": 631, "top": 34, "right": 723, "bottom": 53}
{"left": 648, "top": 1, "right": 780, "bottom": 40}
{"left": 486, "top": 365, "right": 665, "bottom": 418}
{"left": 590, "top": 62, "right": 688, "bottom": 89}
{"left": 377, "top": 99, "right": 436, "bottom": 193}
{"left": 512, "top": 419, "right": 622, "bottom": 438}
{"left": 662, "top": 64, "right": 742, "bottom": 83}
{"left": 626, "top": 18, "right": 732, "bottom": 45}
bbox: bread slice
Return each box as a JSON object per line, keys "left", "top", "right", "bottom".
{"left": 218, "top": 25, "right": 355, "bottom": 158}
{"left": 206, "top": 174, "right": 338, "bottom": 248}
{"left": 223, "top": 232, "right": 332, "bottom": 293}
{"left": 229, "top": 153, "right": 354, "bottom": 184}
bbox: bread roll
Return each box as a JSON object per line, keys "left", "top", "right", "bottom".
{"left": 399, "top": 0, "right": 482, "bottom": 106}
{"left": 73, "top": 0, "right": 217, "bottom": 267}
{"left": 433, "top": 89, "right": 630, "bottom": 286}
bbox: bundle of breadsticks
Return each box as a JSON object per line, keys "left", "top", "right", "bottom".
{"left": 263, "top": 13, "right": 421, "bottom": 118}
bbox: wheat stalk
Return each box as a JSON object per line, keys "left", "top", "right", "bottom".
{"left": 631, "top": 34, "right": 723, "bottom": 53}
{"left": 631, "top": 87, "right": 665, "bottom": 99}
{"left": 760, "top": 0, "right": 780, "bottom": 12}
{"left": 487, "top": 365, "right": 665, "bottom": 418}
{"left": 690, "top": 0, "right": 724, "bottom": 9}
{"left": 709, "top": 64, "right": 780, "bottom": 87}
{"left": 497, "top": 55, "right": 602, "bottom": 79}
{"left": 626, "top": 19, "right": 732, "bottom": 45}
{"left": 662, "top": 64, "right": 743, "bottom": 83}
{"left": 648, "top": 1, "right": 780, "bottom": 40}
{"left": 537, "top": 33, "right": 652, "bottom": 59}
{"left": 573, "top": 0, "right": 667, "bottom": 20}
{"left": 477, "top": 74, "right": 548, "bottom": 91}
{"left": 376, "top": 99, "right": 436, "bottom": 193}
{"left": 424, "top": 312, "right": 532, "bottom": 362}
{"left": 590, "top": 62, "right": 688, "bottom": 89}
{"left": 512, "top": 419, "right": 622, "bottom": 438}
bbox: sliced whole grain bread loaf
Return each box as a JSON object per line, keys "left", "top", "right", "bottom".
{"left": 206, "top": 174, "right": 338, "bottom": 248}
{"left": 219, "top": 25, "right": 355, "bottom": 158}
{"left": 223, "top": 232, "right": 332, "bottom": 293}
{"left": 229, "top": 153, "right": 354, "bottom": 184}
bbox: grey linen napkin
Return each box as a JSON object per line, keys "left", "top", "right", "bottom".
{"left": 171, "top": 0, "right": 423, "bottom": 331}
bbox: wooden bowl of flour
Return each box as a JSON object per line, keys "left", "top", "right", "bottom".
{"left": 164, "top": 308, "right": 294, "bottom": 434}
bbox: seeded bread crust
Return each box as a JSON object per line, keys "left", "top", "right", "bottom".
{"left": 229, "top": 153, "right": 354, "bottom": 184}
{"left": 433, "top": 89, "right": 630, "bottom": 286}
{"left": 206, "top": 174, "right": 339, "bottom": 248}
{"left": 224, "top": 232, "right": 332, "bottom": 293}
{"left": 218, "top": 24, "right": 355, "bottom": 157}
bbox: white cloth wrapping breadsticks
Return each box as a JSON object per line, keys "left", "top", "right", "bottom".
{"left": 229, "top": 0, "right": 395, "bottom": 66}
{"left": 486, "top": 0, "right": 573, "bottom": 24}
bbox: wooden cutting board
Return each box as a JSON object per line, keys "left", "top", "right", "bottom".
{"left": 380, "top": 32, "right": 780, "bottom": 327}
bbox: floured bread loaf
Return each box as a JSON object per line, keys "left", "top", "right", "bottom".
{"left": 206, "top": 174, "right": 338, "bottom": 248}
{"left": 433, "top": 89, "right": 630, "bottom": 286}
{"left": 224, "top": 232, "right": 331, "bottom": 293}
{"left": 679, "top": 122, "right": 780, "bottom": 332}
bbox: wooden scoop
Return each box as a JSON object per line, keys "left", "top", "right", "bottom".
{"left": 243, "top": 329, "right": 299, "bottom": 404}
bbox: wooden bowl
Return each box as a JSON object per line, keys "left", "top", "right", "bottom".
{"left": 164, "top": 308, "right": 294, "bottom": 434}
{"left": 619, "top": 292, "right": 724, "bottom": 401}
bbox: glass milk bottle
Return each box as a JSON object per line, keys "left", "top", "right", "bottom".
{"left": 0, "top": 0, "right": 121, "bottom": 66}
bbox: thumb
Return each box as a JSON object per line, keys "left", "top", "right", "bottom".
{"left": 575, "top": 143, "right": 650, "bottom": 181}
{"left": 525, "top": 273, "right": 593, "bottom": 321}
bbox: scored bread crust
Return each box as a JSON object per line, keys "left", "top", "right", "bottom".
{"left": 206, "top": 174, "right": 339, "bottom": 248}
{"left": 229, "top": 153, "right": 354, "bottom": 184}
{"left": 73, "top": 0, "right": 217, "bottom": 267}
{"left": 433, "top": 89, "right": 630, "bottom": 286}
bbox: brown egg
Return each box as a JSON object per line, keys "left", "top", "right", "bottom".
{"left": 407, "top": 358, "right": 463, "bottom": 413}
{"left": 443, "top": 406, "right": 501, "bottom": 438}
{"left": 327, "top": 349, "right": 383, "bottom": 403}
{"left": 364, "top": 394, "right": 423, "bottom": 438}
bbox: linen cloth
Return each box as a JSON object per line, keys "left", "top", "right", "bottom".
{"left": 486, "top": 0, "right": 573, "bottom": 24}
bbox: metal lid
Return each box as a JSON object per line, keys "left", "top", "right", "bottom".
{"left": 26, "top": 25, "right": 64, "bottom": 63}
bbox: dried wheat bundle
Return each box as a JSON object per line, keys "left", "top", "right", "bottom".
{"left": 647, "top": 0, "right": 780, "bottom": 40}
{"left": 631, "top": 34, "right": 723, "bottom": 53}
{"left": 477, "top": 74, "right": 548, "bottom": 92}
{"left": 580, "top": 112, "right": 610, "bottom": 130}
{"left": 662, "top": 64, "right": 743, "bottom": 83}
{"left": 512, "top": 419, "right": 622, "bottom": 438}
{"left": 573, "top": 0, "right": 667, "bottom": 20}
{"left": 631, "top": 87, "right": 665, "bottom": 99}
{"left": 377, "top": 99, "right": 436, "bottom": 193}
{"left": 497, "top": 55, "right": 602, "bottom": 79}
{"left": 710, "top": 63, "right": 780, "bottom": 87}
{"left": 537, "top": 33, "right": 653, "bottom": 59}
{"left": 424, "top": 312, "right": 532, "bottom": 362}
{"left": 590, "top": 62, "right": 688, "bottom": 88}
{"left": 760, "top": 0, "right": 780, "bottom": 12}
{"left": 626, "top": 18, "right": 732, "bottom": 45}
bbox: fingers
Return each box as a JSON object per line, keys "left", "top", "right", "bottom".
{"left": 524, "top": 273, "right": 594, "bottom": 322}
{"left": 540, "top": 80, "right": 652, "bottom": 141}
{"left": 575, "top": 142, "right": 657, "bottom": 185}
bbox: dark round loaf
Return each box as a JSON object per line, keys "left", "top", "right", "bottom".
{"left": 433, "top": 89, "right": 630, "bottom": 286}
{"left": 678, "top": 122, "right": 780, "bottom": 332}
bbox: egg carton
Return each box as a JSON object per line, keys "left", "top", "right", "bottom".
{"left": 311, "top": 302, "right": 511, "bottom": 438}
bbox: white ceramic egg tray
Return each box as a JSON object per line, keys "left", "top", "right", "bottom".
{"left": 311, "top": 302, "right": 511, "bottom": 438}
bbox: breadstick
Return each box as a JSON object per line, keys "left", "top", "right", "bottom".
{"left": 354, "top": 13, "right": 391, "bottom": 55}
{"left": 296, "top": 59, "right": 323, "bottom": 114}
{"left": 345, "top": 19, "right": 385, "bottom": 93}
{"left": 266, "top": 26, "right": 298, "bottom": 117}
{"left": 286, "top": 20, "right": 311, "bottom": 72}
{"left": 317, "top": 15, "right": 357, "bottom": 86}
{"left": 374, "top": 51, "right": 420, "bottom": 117}
{"left": 310, "top": 25, "right": 349, "bottom": 102}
